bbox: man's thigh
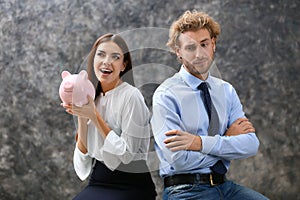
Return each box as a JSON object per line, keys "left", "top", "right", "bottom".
{"left": 221, "top": 181, "right": 269, "bottom": 200}
{"left": 163, "top": 183, "right": 220, "bottom": 200}
{"left": 163, "top": 181, "right": 269, "bottom": 200}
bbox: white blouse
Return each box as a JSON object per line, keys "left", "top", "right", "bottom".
{"left": 73, "top": 82, "right": 151, "bottom": 180}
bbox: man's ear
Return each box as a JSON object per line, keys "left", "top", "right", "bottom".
{"left": 212, "top": 37, "right": 216, "bottom": 52}
{"left": 175, "top": 47, "right": 181, "bottom": 58}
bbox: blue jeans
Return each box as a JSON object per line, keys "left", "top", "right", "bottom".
{"left": 163, "top": 180, "right": 269, "bottom": 200}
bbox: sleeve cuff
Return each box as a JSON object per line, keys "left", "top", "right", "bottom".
{"left": 73, "top": 145, "right": 92, "bottom": 181}
{"left": 75, "top": 144, "right": 89, "bottom": 157}
{"left": 200, "top": 135, "right": 219, "bottom": 154}
{"left": 102, "top": 130, "right": 126, "bottom": 155}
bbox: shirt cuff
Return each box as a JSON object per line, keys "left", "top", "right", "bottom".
{"left": 200, "top": 135, "right": 219, "bottom": 154}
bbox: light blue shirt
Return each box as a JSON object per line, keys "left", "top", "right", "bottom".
{"left": 151, "top": 66, "right": 260, "bottom": 177}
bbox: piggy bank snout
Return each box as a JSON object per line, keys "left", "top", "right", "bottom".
{"left": 63, "top": 82, "right": 74, "bottom": 92}
{"left": 59, "top": 70, "right": 95, "bottom": 106}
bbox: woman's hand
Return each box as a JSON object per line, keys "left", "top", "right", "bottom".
{"left": 62, "top": 96, "right": 97, "bottom": 121}
{"left": 62, "top": 96, "right": 110, "bottom": 138}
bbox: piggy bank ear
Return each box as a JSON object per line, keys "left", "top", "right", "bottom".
{"left": 79, "top": 70, "right": 88, "bottom": 79}
{"left": 61, "top": 71, "right": 71, "bottom": 79}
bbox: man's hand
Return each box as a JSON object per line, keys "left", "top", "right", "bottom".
{"left": 225, "top": 118, "right": 255, "bottom": 136}
{"left": 164, "top": 130, "right": 202, "bottom": 151}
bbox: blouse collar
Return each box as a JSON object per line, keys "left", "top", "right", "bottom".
{"left": 100, "top": 82, "right": 127, "bottom": 97}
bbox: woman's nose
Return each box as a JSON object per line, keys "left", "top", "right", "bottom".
{"left": 103, "top": 56, "right": 112, "bottom": 65}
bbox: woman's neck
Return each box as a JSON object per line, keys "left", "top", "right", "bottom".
{"left": 101, "top": 79, "right": 122, "bottom": 94}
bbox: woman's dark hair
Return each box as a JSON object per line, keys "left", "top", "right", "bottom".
{"left": 86, "top": 33, "right": 134, "bottom": 99}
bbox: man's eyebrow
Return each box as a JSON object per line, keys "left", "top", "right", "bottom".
{"left": 199, "top": 38, "right": 210, "bottom": 43}
{"left": 185, "top": 43, "right": 196, "bottom": 46}
{"left": 186, "top": 38, "right": 210, "bottom": 45}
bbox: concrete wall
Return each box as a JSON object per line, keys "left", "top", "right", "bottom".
{"left": 0, "top": 0, "right": 299, "bottom": 199}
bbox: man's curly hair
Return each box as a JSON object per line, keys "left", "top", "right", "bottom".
{"left": 167, "top": 10, "right": 221, "bottom": 53}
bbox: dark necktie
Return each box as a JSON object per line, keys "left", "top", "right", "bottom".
{"left": 198, "top": 82, "right": 227, "bottom": 175}
{"left": 198, "top": 82, "right": 212, "bottom": 120}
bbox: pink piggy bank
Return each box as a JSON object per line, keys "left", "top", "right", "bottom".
{"left": 59, "top": 70, "right": 95, "bottom": 107}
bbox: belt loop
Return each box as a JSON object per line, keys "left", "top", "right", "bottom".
{"left": 195, "top": 173, "right": 200, "bottom": 182}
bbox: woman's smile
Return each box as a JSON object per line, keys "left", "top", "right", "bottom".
{"left": 99, "top": 68, "right": 113, "bottom": 75}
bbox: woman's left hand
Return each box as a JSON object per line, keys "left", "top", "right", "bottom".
{"left": 62, "top": 96, "right": 97, "bottom": 120}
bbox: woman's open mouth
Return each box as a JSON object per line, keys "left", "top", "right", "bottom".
{"left": 100, "top": 68, "right": 113, "bottom": 74}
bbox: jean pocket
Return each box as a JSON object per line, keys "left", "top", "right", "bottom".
{"left": 165, "top": 184, "right": 195, "bottom": 198}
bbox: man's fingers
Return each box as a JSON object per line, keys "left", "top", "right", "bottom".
{"left": 164, "top": 136, "right": 176, "bottom": 144}
{"left": 237, "top": 118, "right": 249, "bottom": 124}
{"left": 165, "top": 130, "right": 180, "bottom": 136}
{"left": 244, "top": 127, "right": 255, "bottom": 133}
{"left": 241, "top": 122, "right": 255, "bottom": 130}
{"left": 168, "top": 143, "right": 188, "bottom": 151}
{"left": 249, "top": 128, "right": 255, "bottom": 132}
{"left": 164, "top": 134, "right": 186, "bottom": 143}
{"left": 165, "top": 141, "right": 182, "bottom": 148}
{"left": 169, "top": 143, "right": 191, "bottom": 151}
{"left": 169, "top": 146, "right": 184, "bottom": 152}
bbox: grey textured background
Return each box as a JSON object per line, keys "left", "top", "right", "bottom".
{"left": 0, "top": 0, "right": 299, "bottom": 199}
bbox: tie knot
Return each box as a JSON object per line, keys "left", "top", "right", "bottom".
{"left": 198, "top": 82, "right": 208, "bottom": 92}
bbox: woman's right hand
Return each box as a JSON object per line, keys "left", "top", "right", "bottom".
{"left": 62, "top": 96, "right": 97, "bottom": 121}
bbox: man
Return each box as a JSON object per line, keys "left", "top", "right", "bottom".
{"left": 151, "top": 10, "right": 268, "bottom": 200}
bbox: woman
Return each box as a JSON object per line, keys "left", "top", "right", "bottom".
{"left": 63, "top": 33, "right": 157, "bottom": 200}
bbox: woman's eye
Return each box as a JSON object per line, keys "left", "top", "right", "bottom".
{"left": 97, "top": 52, "right": 105, "bottom": 57}
{"left": 112, "top": 55, "right": 120, "bottom": 60}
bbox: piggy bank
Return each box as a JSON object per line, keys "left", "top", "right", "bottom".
{"left": 59, "top": 70, "right": 95, "bottom": 107}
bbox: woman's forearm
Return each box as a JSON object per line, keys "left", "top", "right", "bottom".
{"left": 77, "top": 117, "right": 88, "bottom": 153}
{"left": 92, "top": 110, "right": 111, "bottom": 138}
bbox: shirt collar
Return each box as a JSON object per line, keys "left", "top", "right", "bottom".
{"left": 179, "top": 65, "right": 212, "bottom": 90}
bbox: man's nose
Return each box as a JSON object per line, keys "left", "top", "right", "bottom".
{"left": 196, "top": 46, "right": 206, "bottom": 58}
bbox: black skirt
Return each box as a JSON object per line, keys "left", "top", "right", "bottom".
{"left": 73, "top": 160, "right": 157, "bottom": 200}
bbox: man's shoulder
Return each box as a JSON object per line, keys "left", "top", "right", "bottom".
{"left": 155, "top": 73, "right": 183, "bottom": 93}
{"left": 209, "top": 76, "right": 239, "bottom": 99}
{"left": 210, "top": 76, "right": 234, "bottom": 88}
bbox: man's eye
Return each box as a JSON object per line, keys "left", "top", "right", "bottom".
{"left": 186, "top": 46, "right": 196, "bottom": 51}
{"left": 201, "top": 43, "right": 209, "bottom": 47}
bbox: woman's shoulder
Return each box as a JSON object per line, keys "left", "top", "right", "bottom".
{"left": 119, "top": 82, "right": 144, "bottom": 100}
{"left": 118, "top": 83, "right": 148, "bottom": 111}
